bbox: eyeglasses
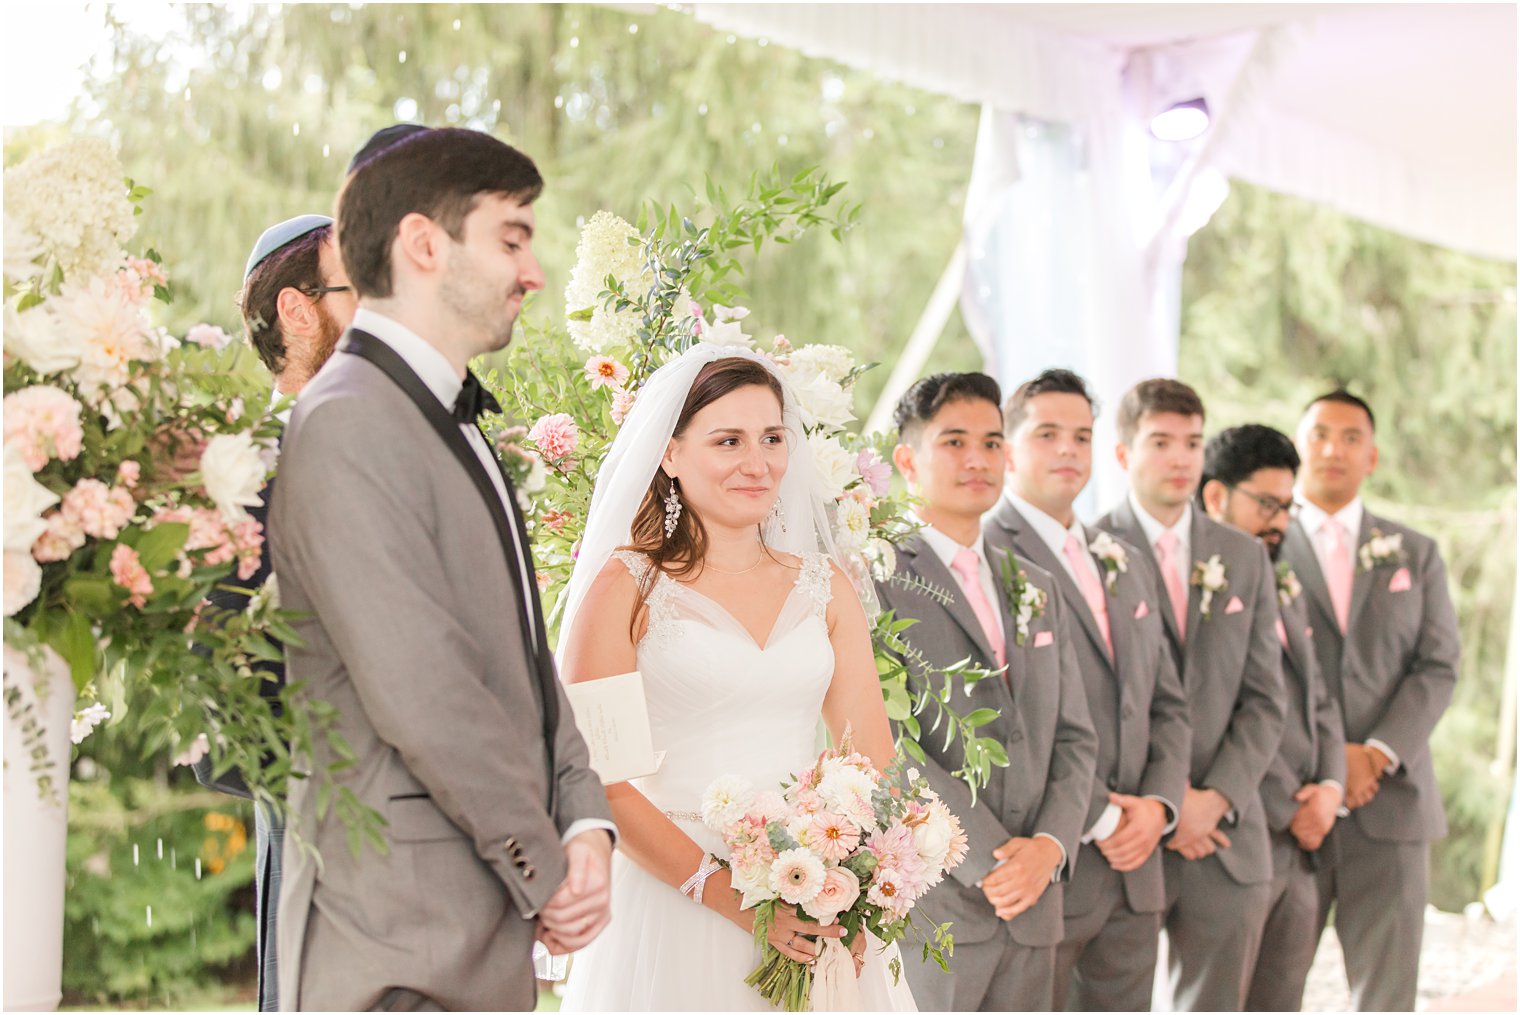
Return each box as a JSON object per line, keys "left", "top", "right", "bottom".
{"left": 1227, "top": 484, "right": 1298, "bottom": 520}
{"left": 298, "top": 285, "right": 354, "bottom": 299}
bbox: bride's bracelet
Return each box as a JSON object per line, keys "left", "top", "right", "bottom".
{"left": 679, "top": 852, "right": 722, "bottom": 906}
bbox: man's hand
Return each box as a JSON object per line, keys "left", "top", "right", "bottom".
{"left": 1344, "top": 743, "right": 1384, "bottom": 810}
{"left": 536, "top": 829, "right": 613, "bottom": 955}
{"left": 1289, "top": 782, "right": 1343, "bottom": 851}
{"left": 1165, "top": 786, "right": 1231, "bottom": 858}
{"left": 1097, "top": 794, "right": 1169, "bottom": 872}
{"left": 981, "top": 836, "right": 1063, "bottom": 921}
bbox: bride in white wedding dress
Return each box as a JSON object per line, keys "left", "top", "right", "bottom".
{"left": 554, "top": 345, "right": 917, "bottom": 1012}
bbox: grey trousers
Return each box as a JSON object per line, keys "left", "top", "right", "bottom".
{"left": 1054, "top": 847, "right": 1161, "bottom": 1012}
{"left": 906, "top": 924, "right": 1057, "bottom": 1012}
{"left": 1314, "top": 820, "right": 1429, "bottom": 1011}
{"left": 1162, "top": 850, "right": 1273, "bottom": 1011}
{"left": 1245, "top": 832, "right": 1321, "bottom": 1011}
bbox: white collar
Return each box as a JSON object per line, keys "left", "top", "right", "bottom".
{"left": 1297, "top": 493, "right": 1363, "bottom": 542}
{"left": 267, "top": 387, "right": 294, "bottom": 425}
{"left": 351, "top": 307, "right": 463, "bottom": 410}
{"left": 1004, "top": 491, "right": 1086, "bottom": 559}
{"left": 1130, "top": 490, "right": 1191, "bottom": 551}
{"left": 910, "top": 514, "right": 988, "bottom": 571}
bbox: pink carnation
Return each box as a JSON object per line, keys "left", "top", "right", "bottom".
{"left": 856, "top": 448, "right": 892, "bottom": 498}
{"left": 116, "top": 460, "right": 141, "bottom": 488}
{"left": 109, "top": 543, "right": 153, "bottom": 608}
{"left": 584, "top": 355, "right": 631, "bottom": 391}
{"left": 32, "top": 511, "right": 86, "bottom": 563}
{"left": 806, "top": 811, "right": 862, "bottom": 863}
{"left": 866, "top": 823, "right": 928, "bottom": 885}
{"left": 4, "top": 385, "right": 85, "bottom": 471}
{"left": 610, "top": 387, "right": 637, "bottom": 426}
{"left": 61, "top": 479, "right": 135, "bottom": 540}
{"left": 185, "top": 323, "right": 232, "bottom": 349}
{"left": 527, "top": 413, "right": 579, "bottom": 463}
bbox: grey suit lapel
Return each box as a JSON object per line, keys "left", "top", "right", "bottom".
{"left": 1282, "top": 601, "right": 1317, "bottom": 749}
{"left": 1182, "top": 512, "right": 1215, "bottom": 671}
{"left": 1346, "top": 512, "right": 1378, "bottom": 633}
{"left": 990, "top": 503, "right": 1113, "bottom": 669}
{"left": 1286, "top": 519, "right": 1339, "bottom": 646}
{"left": 901, "top": 535, "right": 1000, "bottom": 669}
{"left": 1112, "top": 498, "right": 1184, "bottom": 656}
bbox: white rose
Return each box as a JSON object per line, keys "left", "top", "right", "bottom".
{"left": 791, "top": 370, "right": 855, "bottom": 429}
{"left": 912, "top": 809, "right": 954, "bottom": 869}
{"left": 4, "top": 551, "right": 43, "bottom": 616}
{"left": 784, "top": 344, "right": 855, "bottom": 384}
{"left": 704, "top": 304, "right": 753, "bottom": 348}
{"left": 3, "top": 213, "right": 44, "bottom": 283}
{"left": 200, "top": 432, "right": 268, "bottom": 521}
{"left": 3, "top": 302, "right": 85, "bottom": 377}
{"left": 866, "top": 537, "right": 897, "bottom": 580}
{"left": 808, "top": 433, "right": 856, "bottom": 500}
{"left": 4, "top": 444, "right": 59, "bottom": 551}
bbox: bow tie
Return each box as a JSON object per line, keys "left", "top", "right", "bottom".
{"left": 453, "top": 371, "right": 501, "bottom": 425}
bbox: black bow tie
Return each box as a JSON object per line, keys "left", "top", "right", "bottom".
{"left": 453, "top": 371, "right": 501, "bottom": 424}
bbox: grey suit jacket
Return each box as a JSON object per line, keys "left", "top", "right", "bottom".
{"left": 1281, "top": 511, "right": 1460, "bottom": 842}
{"left": 270, "top": 337, "right": 612, "bottom": 1011}
{"left": 984, "top": 499, "right": 1190, "bottom": 916}
{"left": 875, "top": 533, "right": 1097, "bottom": 948}
{"left": 1260, "top": 587, "right": 1346, "bottom": 835}
{"left": 1097, "top": 501, "right": 1285, "bottom": 886}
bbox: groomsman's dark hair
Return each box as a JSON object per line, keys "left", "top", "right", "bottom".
{"left": 893, "top": 372, "right": 1002, "bottom": 444}
{"left": 238, "top": 225, "right": 331, "bottom": 375}
{"left": 337, "top": 127, "right": 544, "bottom": 299}
{"left": 1199, "top": 425, "right": 1301, "bottom": 504}
{"left": 1305, "top": 388, "right": 1376, "bottom": 431}
{"left": 1002, "top": 368, "right": 1097, "bottom": 433}
{"left": 1115, "top": 377, "right": 1206, "bottom": 444}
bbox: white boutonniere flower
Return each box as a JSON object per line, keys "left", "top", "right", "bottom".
{"left": 1190, "top": 554, "right": 1229, "bottom": 619}
{"left": 997, "top": 552, "right": 1048, "bottom": 646}
{"left": 1275, "top": 562, "right": 1302, "bottom": 608}
{"left": 1088, "top": 530, "right": 1128, "bottom": 593}
{"left": 1357, "top": 528, "right": 1405, "bottom": 573}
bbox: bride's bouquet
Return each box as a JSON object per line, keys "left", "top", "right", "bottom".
{"left": 701, "top": 731, "right": 967, "bottom": 1011}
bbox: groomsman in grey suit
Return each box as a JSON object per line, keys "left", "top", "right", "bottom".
{"left": 876, "top": 373, "right": 1098, "bottom": 1011}
{"left": 272, "top": 128, "right": 615, "bottom": 1010}
{"left": 1283, "top": 390, "right": 1460, "bottom": 1011}
{"left": 1097, "top": 379, "right": 1285, "bottom": 1012}
{"left": 1198, "top": 424, "right": 1347, "bottom": 1011}
{"left": 985, "top": 369, "right": 1191, "bottom": 1011}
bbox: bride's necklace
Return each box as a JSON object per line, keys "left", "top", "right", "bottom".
{"left": 703, "top": 548, "right": 766, "bottom": 576}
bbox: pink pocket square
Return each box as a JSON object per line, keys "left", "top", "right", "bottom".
{"left": 1305, "top": 626, "right": 1314, "bottom": 639}
{"left": 1033, "top": 630, "right": 1054, "bottom": 648}
{"left": 1389, "top": 567, "right": 1413, "bottom": 593}
{"left": 1225, "top": 595, "right": 1245, "bottom": 615}
{"left": 1134, "top": 600, "right": 1150, "bottom": 620}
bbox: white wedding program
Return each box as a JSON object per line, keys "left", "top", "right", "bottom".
{"left": 562, "top": 670, "right": 657, "bottom": 784}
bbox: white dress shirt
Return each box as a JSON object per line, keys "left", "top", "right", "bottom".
{"left": 913, "top": 518, "right": 1066, "bottom": 881}
{"left": 1005, "top": 493, "right": 1178, "bottom": 840}
{"left": 1296, "top": 493, "right": 1399, "bottom": 775}
{"left": 353, "top": 309, "right": 616, "bottom": 847}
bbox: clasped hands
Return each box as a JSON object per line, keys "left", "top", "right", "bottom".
{"left": 1165, "top": 786, "right": 1232, "bottom": 861}
{"left": 1344, "top": 742, "right": 1391, "bottom": 811}
{"left": 981, "top": 835, "right": 1062, "bottom": 921}
{"left": 535, "top": 829, "right": 614, "bottom": 955}
{"left": 1095, "top": 793, "right": 1169, "bottom": 872}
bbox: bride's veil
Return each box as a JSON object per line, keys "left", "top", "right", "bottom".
{"left": 555, "top": 343, "right": 869, "bottom": 668}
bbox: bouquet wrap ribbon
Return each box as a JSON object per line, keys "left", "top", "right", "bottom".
{"left": 808, "top": 936, "right": 863, "bottom": 1012}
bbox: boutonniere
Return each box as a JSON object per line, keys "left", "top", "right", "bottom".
{"left": 1190, "top": 554, "right": 1229, "bottom": 619}
{"left": 1357, "top": 528, "right": 1405, "bottom": 573}
{"left": 1088, "top": 530, "right": 1128, "bottom": 593}
{"left": 998, "top": 552, "right": 1048, "bottom": 646}
{"left": 1275, "top": 562, "right": 1302, "bottom": 608}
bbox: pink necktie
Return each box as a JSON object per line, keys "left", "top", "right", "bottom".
{"left": 951, "top": 548, "right": 1005, "bottom": 668}
{"left": 1155, "top": 529, "right": 1188, "bottom": 641}
{"left": 1063, "top": 534, "right": 1112, "bottom": 657}
{"left": 1324, "top": 518, "right": 1354, "bottom": 633}
{"left": 1276, "top": 615, "right": 1289, "bottom": 648}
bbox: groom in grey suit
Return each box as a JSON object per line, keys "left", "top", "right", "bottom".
{"left": 1198, "top": 424, "right": 1347, "bottom": 1011}
{"left": 1097, "top": 379, "right": 1285, "bottom": 1012}
{"left": 1283, "top": 390, "right": 1460, "bottom": 1011}
{"left": 986, "top": 370, "right": 1191, "bottom": 1011}
{"left": 272, "top": 128, "right": 615, "bottom": 1011}
{"left": 876, "top": 373, "right": 1097, "bottom": 1012}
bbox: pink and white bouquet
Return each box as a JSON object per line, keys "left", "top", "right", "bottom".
{"left": 701, "top": 730, "right": 967, "bottom": 1011}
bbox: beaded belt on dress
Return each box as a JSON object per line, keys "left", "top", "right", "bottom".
{"left": 664, "top": 809, "right": 702, "bottom": 823}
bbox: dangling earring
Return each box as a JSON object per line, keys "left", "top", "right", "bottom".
{"left": 767, "top": 499, "right": 787, "bottom": 535}
{"left": 664, "top": 479, "right": 683, "bottom": 538}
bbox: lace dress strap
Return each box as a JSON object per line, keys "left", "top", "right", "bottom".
{"left": 797, "top": 552, "right": 834, "bottom": 619}
{"left": 612, "top": 550, "right": 680, "bottom": 648}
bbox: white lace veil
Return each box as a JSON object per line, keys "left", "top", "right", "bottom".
{"left": 555, "top": 343, "right": 872, "bottom": 667}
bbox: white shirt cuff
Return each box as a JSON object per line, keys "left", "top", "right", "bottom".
{"left": 1147, "top": 795, "right": 1180, "bottom": 834}
{"left": 561, "top": 818, "right": 618, "bottom": 846}
{"left": 1320, "top": 779, "right": 1344, "bottom": 801}
{"left": 1082, "top": 803, "right": 1122, "bottom": 844}
{"left": 1366, "top": 739, "right": 1401, "bottom": 775}
{"left": 1034, "top": 832, "right": 1067, "bottom": 882}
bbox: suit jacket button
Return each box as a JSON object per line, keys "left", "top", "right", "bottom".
{"left": 1121, "top": 704, "right": 1135, "bottom": 719}
{"left": 503, "top": 837, "right": 517, "bottom": 851}
{"left": 523, "top": 865, "right": 536, "bottom": 880}
{"left": 1107, "top": 776, "right": 1118, "bottom": 790}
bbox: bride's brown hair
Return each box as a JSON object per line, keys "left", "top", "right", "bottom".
{"left": 623, "top": 358, "right": 787, "bottom": 632}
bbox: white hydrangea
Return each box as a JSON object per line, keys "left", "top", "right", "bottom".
{"left": 3, "top": 138, "right": 136, "bottom": 281}
{"left": 808, "top": 433, "right": 856, "bottom": 500}
{"left": 3, "top": 212, "right": 44, "bottom": 283}
{"left": 563, "top": 211, "right": 650, "bottom": 353}
{"left": 784, "top": 344, "right": 855, "bottom": 384}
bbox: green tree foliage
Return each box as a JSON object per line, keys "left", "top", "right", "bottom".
{"left": 1181, "top": 180, "right": 1517, "bottom": 910}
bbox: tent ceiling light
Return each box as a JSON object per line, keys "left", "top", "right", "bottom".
{"left": 1150, "top": 97, "right": 1210, "bottom": 142}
